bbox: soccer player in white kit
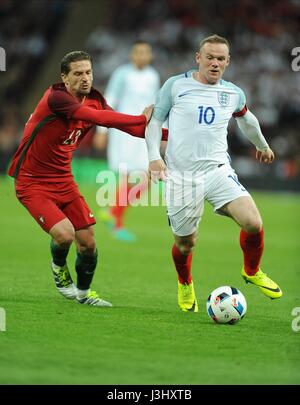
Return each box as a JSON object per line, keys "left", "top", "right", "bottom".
{"left": 145, "top": 34, "right": 282, "bottom": 312}
{"left": 95, "top": 41, "right": 160, "bottom": 241}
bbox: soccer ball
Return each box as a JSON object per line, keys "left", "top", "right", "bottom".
{"left": 206, "top": 286, "right": 247, "bottom": 324}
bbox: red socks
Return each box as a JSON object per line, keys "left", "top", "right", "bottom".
{"left": 171, "top": 228, "right": 263, "bottom": 283}
{"left": 240, "top": 228, "right": 264, "bottom": 276}
{"left": 172, "top": 243, "right": 193, "bottom": 285}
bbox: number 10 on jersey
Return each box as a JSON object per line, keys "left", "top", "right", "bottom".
{"left": 198, "top": 106, "right": 215, "bottom": 125}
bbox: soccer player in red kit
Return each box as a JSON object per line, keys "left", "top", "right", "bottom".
{"left": 8, "top": 51, "right": 161, "bottom": 307}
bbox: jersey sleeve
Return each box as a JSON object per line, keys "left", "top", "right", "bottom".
{"left": 111, "top": 122, "right": 168, "bottom": 140}
{"left": 72, "top": 105, "right": 146, "bottom": 127}
{"left": 232, "top": 86, "right": 247, "bottom": 117}
{"left": 152, "top": 75, "right": 178, "bottom": 122}
{"left": 48, "top": 89, "right": 82, "bottom": 119}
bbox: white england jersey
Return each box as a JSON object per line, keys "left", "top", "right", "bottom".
{"left": 104, "top": 64, "right": 160, "bottom": 172}
{"left": 153, "top": 70, "right": 246, "bottom": 172}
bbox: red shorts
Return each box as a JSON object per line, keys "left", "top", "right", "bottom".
{"left": 15, "top": 179, "right": 96, "bottom": 232}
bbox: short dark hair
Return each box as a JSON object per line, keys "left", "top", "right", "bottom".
{"left": 199, "top": 34, "right": 230, "bottom": 52}
{"left": 61, "top": 51, "right": 92, "bottom": 74}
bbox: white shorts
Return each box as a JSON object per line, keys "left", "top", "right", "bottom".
{"left": 165, "top": 164, "right": 250, "bottom": 236}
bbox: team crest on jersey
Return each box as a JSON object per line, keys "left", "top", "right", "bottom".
{"left": 218, "top": 92, "right": 230, "bottom": 107}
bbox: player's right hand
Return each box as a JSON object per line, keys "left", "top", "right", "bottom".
{"left": 149, "top": 159, "right": 167, "bottom": 183}
{"left": 142, "top": 105, "right": 154, "bottom": 123}
{"left": 256, "top": 147, "right": 275, "bottom": 164}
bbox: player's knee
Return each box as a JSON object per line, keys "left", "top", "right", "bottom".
{"left": 243, "top": 217, "right": 263, "bottom": 233}
{"left": 177, "top": 238, "right": 196, "bottom": 255}
{"left": 81, "top": 244, "right": 97, "bottom": 256}
{"left": 179, "top": 245, "right": 193, "bottom": 255}
{"left": 77, "top": 240, "right": 97, "bottom": 255}
{"left": 55, "top": 230, "right": 75, "bottom": 246}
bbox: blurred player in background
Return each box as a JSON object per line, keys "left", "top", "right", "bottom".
{"left": 146, "top": 34, "right": 282, "bottom": 312}
{"left": 94, "top": 41, "right": 161, "bottom": 242}
{"left": 8, "top": 51, "right": 156, "bottom": 307}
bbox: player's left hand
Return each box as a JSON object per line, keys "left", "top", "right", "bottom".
{"left": 142, "top": 105, "right": 154, "bottom": 123}
{"left": 256, "top": 147, "right": 275, "bottom": 164}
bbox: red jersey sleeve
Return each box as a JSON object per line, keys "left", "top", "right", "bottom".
{"left": 112, "top": 122, "right": 169, "bottom": 141}
{"left": 48, "top": 89, "right": 82, "bottom": 119}
{"left": 97, "top": 96, "right": 169, "bottom": 140}
{"left": 48, "top": 88, "right": 146, "bottom": 127}
{"left": 72, "top": 105, "right": 146, "bottom": 127}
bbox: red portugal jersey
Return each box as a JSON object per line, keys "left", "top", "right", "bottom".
{"left": 8, "top": 83, "right": 146, "bottom": 182}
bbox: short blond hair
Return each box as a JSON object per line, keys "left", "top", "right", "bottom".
{"left": 199, "top": 34, "right": 230, "bottom": 52}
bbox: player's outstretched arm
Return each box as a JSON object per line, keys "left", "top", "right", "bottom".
{"left": 72, "top": 105, "right": 147, "bottom": 128}
{"left": 97, "top": 104, "right": 168, "bottom": 141}
{"left": 235, "top": 109, "right": 275, "bottom": 164}
{"left": 111, "top": 122, "right": 169, "bottom": 141}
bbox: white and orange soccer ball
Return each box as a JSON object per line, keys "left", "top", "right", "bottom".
{"left": 206, "top": 286, "right": 247, "bottom": 324}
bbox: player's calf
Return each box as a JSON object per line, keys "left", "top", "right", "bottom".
{"left": 75, "top": 249, "right": 98, "bottom": 291}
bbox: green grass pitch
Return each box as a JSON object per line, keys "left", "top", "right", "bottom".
{"left": 0, "top": 175, "right": 299, "bottom": 384}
